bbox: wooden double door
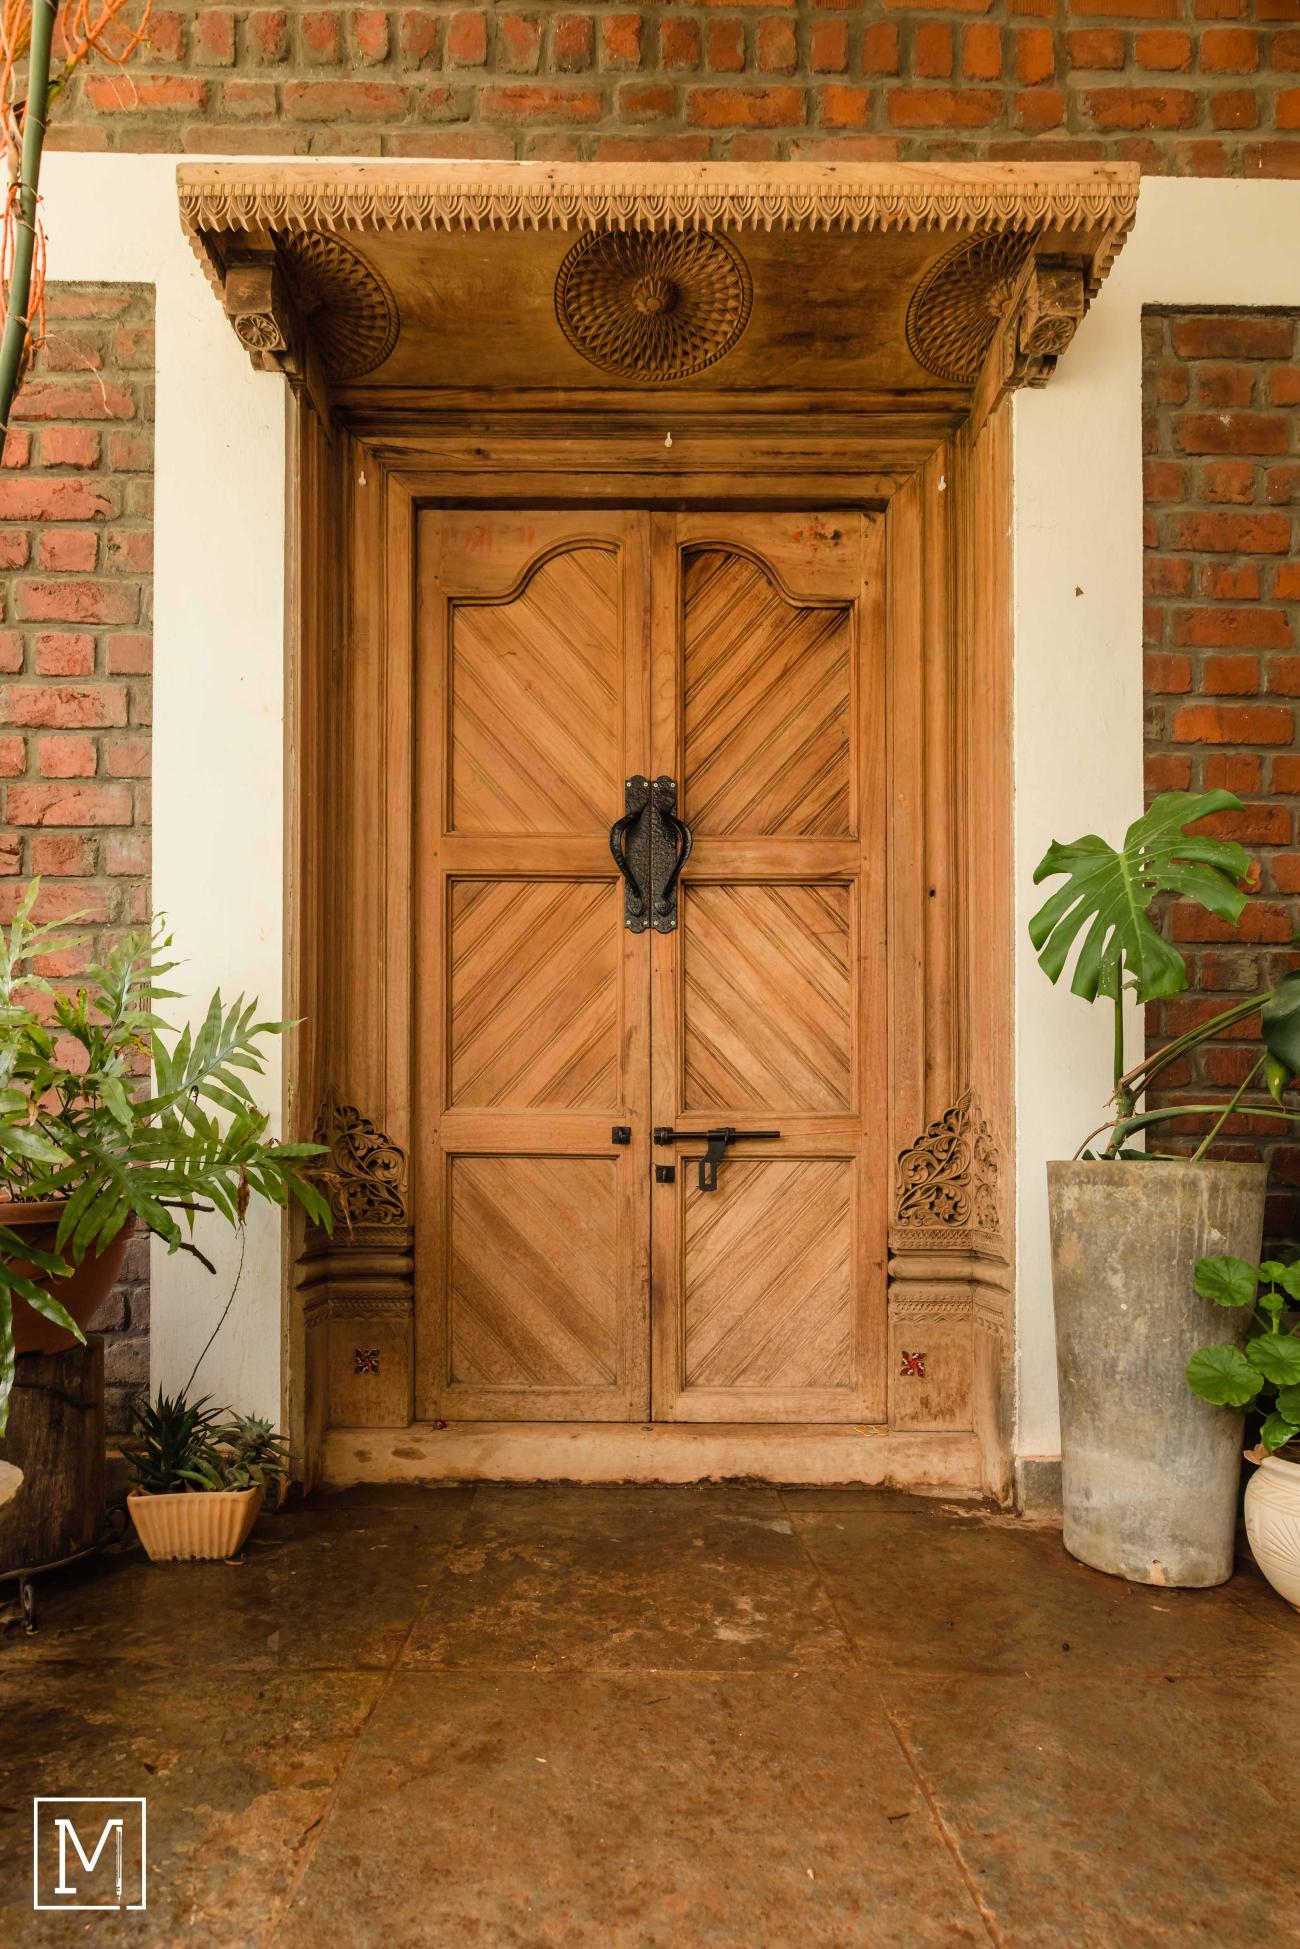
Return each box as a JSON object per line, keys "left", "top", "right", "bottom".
{"left": 415, "top": 509, "right": 888, "bottom": 1425}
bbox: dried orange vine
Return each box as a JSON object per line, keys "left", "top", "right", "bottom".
{"left": 1, "top": 0, "right": 151, "bottom": 441}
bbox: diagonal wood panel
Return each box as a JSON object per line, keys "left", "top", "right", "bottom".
{"left": 683, "top": 548, "right": 853, "bottom": 837}
{"left": 451, "top": 545, "right": 621, "bottom": 834}
{"left": 450, "top": 1156, "right": 620, "bottom": 1387}
{"left": 450, "top": 879, "right": 619, "bottom": 1109}
{"left": 683, "top": 1159, "right": 853, "bottom": 1390}
{"left": 683, "top": 883, "right": 852, "bottom": 1112}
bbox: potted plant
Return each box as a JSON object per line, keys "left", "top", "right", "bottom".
{"left": 124, "top": 1390, "right": 290, "bottom": 1562}
{"left": 0, "top": 881, "right": 331, "bottom": 1435}
{"left": 1030, "top": 790, "right": 1300, "bottom": 1587}
{"left": 1185, "top": 1252, "right": 1300, "bottom": 1610}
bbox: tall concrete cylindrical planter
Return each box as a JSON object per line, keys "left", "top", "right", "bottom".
{"left": 1047, "top": 1160, "right": 1266, "bottom": 1588}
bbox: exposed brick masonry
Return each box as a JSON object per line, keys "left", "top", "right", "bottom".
{"left": 1143, "top": 307, "right": 1300, "bottom": 1244}
{"left": 0, "top": 285, "right": 154, "bottom": 1427}
{"left": 45, "top": 2, "right": 1300, "bottom": 176}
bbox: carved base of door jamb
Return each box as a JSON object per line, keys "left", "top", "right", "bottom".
{"left": 300, "top": 1227, "right": 415, "bottom": 1430}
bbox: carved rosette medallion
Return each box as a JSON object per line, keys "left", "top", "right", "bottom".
{"left": 555, "top": 229, "right": 753, "bottom": 382}
{"left": 278, "top": 230, "right": 400, "bottom": 380}
{"left": 233, "top": 310, "right": 287, "bottom": 355}
{"left": 905, "top": 233, "right": 1033, "bottom": 384}
{"left": 313, "top": 1094, "right": 407, "bottom": 1229}
{"left": 894, "top": 1090, "right": 1000, "bottom": 1244}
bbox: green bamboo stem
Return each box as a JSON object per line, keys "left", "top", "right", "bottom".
{"left": 0, "top": 0, "right": 58, "bottom": 443}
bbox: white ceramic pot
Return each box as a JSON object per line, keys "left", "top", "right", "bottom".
{"left": 1244, "top": 1454, "right": 1300, "bottom": 1610}
{"left": 128, "top": 1486, "right": 262, "bottom": 1563}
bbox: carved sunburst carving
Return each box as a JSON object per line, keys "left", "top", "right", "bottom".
{"left": 905, "top": 233, "right": 1032, "bottom": 385}
{"left": 555, "top": 229, "right": 753, "bottom": 382}
{"left": 278, "top": 230, "right": 400, "bottom": 380}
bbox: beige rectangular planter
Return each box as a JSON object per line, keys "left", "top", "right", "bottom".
{"left": 128, "top": 1486, "right": 262, "bottom": 1562}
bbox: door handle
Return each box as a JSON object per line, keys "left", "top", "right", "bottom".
{"left": 655, "top": 1125, "right": 782, "bottom": 1192}
{"left": 610, "top": 776, "right": 651, "bottom": 930}
{"left": 649, "top": 775, "right": 692, "bottom": 934}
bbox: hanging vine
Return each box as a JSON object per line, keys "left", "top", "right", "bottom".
{"left": 0, "top": 0, "right": 151, "bottom": 441}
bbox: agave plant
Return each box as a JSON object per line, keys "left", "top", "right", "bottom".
{"left": 179, "top": 1414, "right": 291, "bottom": 1496}
{"left": 124, "top": 1389, "right": 219, "bottom": 1495}
{"left": 1030, "top": 791, "right": 1300, "bottom": 1156}
{"left": 0, "top": 882, "right": 333, "bottom": 1431}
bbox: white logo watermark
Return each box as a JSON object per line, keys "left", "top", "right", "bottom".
{"left": 32, "top": 1798, "right": 147, "bottom": 1912}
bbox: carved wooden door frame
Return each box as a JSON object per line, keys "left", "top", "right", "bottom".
{"left": 286, "top": 405, "right": 1014, "bottom": 1501}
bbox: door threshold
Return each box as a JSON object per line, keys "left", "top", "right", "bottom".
{"left": 322, "top": 1421, "right": 984, "bottom": 1492}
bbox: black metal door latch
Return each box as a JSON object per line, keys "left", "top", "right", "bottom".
{"left": 609, "top": 776, "right": 693, "bottom": 933}
{"left": 653, "top": 1125, "right": 781, "bottom": 1192}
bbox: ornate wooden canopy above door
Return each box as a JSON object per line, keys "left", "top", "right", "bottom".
{"left": 178, "top": 159, "right": 1137, "bottom": 428}
{"left": 176, "top": 160, "right": 1138, "bottom": 1500}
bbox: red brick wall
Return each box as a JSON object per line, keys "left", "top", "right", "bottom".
{"left": 43, "top": 2, "right": 1300, "bottom": 175}
{"left": 1143, "top": 306, "right": 1300, "bottom": 1243}
{"left": 0, "top": 285, "right": 154, "bottom": 1427}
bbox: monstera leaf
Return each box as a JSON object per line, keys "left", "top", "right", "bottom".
{"left": 1029, "top": 792, "right": 1249, "bottom": 1005}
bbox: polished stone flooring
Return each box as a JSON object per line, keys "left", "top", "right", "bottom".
{"left": 2, "top": 1483, "right": 1298, "bottom": 1946}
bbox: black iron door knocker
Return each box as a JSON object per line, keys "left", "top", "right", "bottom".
{"left": 609, "top": 775, "right": 693, "bottom": 933}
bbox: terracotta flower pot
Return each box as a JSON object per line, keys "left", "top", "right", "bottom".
{"left": 127, "top": 1486, "right": 263, "bottom": 1563}
{"left": 1244, "top": 1453, "right": 1300, "bottom": 1611}
{"left": 1, "top": 1200, "right": 135, "bottom": 1357}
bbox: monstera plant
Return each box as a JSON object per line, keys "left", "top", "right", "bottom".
{"left": 1029, "top": 789, "right": 1300, "bottom": 1158}
{"left": 0, "top": 883, "right": 331, "bottom": 1435}
{"left": 1028, "top": 791, "right": 1300, "bottom": 1594}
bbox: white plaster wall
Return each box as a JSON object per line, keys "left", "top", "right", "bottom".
{"left": 36, "top": 155, "right": 287, "bottom": 1423}
{"left": 1013, "top": 178, "right": 1300, "bottom": 1460}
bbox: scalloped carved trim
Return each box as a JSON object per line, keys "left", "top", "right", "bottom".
{"left": 178, "top": 160, "right": 1138, "bottom": 254}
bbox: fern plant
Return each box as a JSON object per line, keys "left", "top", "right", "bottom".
{"left": 0, "top": 882, "right": 333, "bottom": 1432}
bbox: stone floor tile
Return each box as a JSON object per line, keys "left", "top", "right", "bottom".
{"left": 402, "top": 1487, "right": 855, "bottom": 1672}
{"left": 7, "top": 1496, "right": 471, "bottom": 1672}
{"left": 879, "top": 1667, "right": 1299, "bottom": 1948}
{"left": 0, "top": 1662, "right": 381, "bottom": 1946}
{"left": 274, "top": 1671, "right": 989, "bottom": 1949}
{"left": 791, "top": 1503, "right": 1295, "bottom": 1676}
